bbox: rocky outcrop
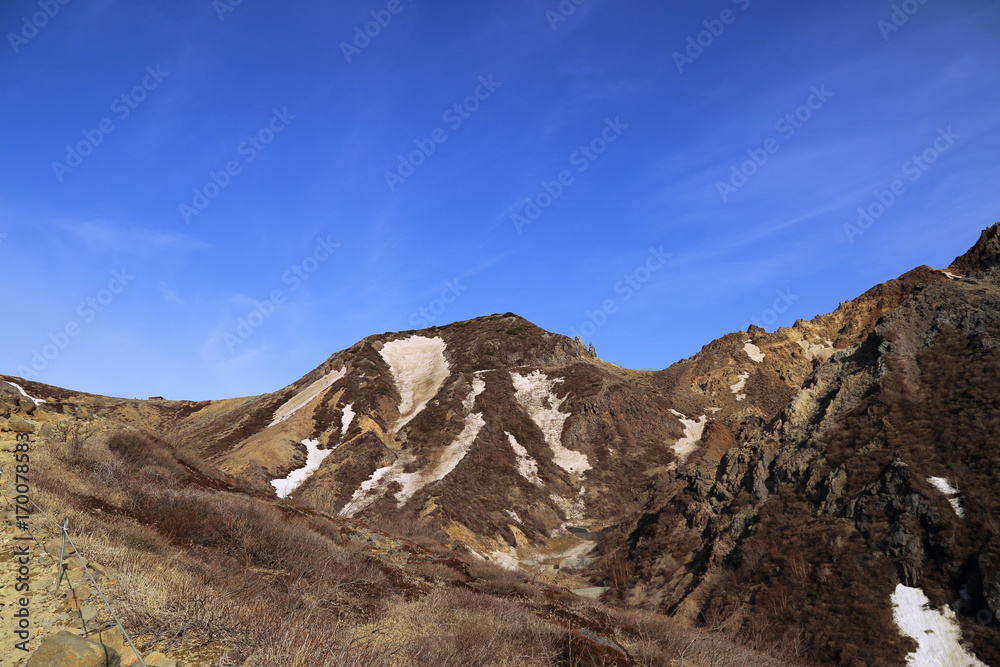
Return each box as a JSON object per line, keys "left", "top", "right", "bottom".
{"left": 26, "top": 631, "right": 120, "bottom": 667}
{"left": 609, "top": 251, "right": 1000, "bottom": 665}
{"left": 952, "top": 221, "right": 1000, "bottom": 274}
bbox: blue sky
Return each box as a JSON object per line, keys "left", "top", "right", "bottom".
{"left": 2, "top": 0, "right": 998, "bottom": 400}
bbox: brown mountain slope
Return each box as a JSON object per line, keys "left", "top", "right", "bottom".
{"left": 3, "top": 222, "right": 998, "bottom": 666}
{"left": 1, "top": 402, "right": 792, "bottom": 666}
{"left": 607, "top": 226, "right": 1000, "bottom": 665}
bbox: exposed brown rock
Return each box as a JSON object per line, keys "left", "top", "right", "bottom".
{"left": 951, "top": 221, "right": 1000, "bottom": 274}
{"left": 26, "top": 631, "right": 120, "bottom": 667}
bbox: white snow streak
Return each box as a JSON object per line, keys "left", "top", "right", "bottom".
{"left": 510, "top": 370, "right": 590, "bottom": 476}
{"left": 730, "top": 372, "right": 749, "bottom": 401}
{"left": 340, "top": 404, "right": 355, "bottom": 436}
{"left": 891, "top": 584, "right": 985, "bottom": 667}
{"left": 928, "top": 476, "right": 966, "bottom": 518}
{"left": 506, "top": 432, "right": 543, "bottom": 486}
{"left": 669, "top": 410, "right": 708, "bottom": 463}
{"left": 743, "top": 341, "right": 765, "bottom": 363}
{"left": 550, "top": 491, "right": 586, "bottom": 521}
{"left": 271, "top": 439, "right": 332, "bottom": 498}
{"left": 380, "top": 336, "right": 450, "bottom": 434}
{"left": 340, "top": 465, "right": 395, "bottom": 518}
{"left": 463, "top": 376, "right": 486, "bottom": 411}
{"left": 394, "top": 377, "right": 487, "bottom": 506}
{"left": 928, "top": 476, "right": 960, "bottom": 496}
{"left": 395, "top": 413, "right": 485, "bottom": 507}
{"left": 270, "top": 368, "right": 346, "bottom": 427}
{"left": 490, "top": 551, "right": 521, "bottom": 571}
{"left": 339, "top": 375, "right": 485, "bottom": 517}
{"left": 7, "top": 382, "right": 45, "bottom": 406}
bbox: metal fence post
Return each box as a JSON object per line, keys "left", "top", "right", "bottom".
{"left": 54, "top": 516, "right": 69, "bottom": 590}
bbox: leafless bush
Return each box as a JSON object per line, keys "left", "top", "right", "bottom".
{"left": 415, "top": 560, "right": 467, "bottom": 584}
{"left": 50, "top": 420, "right": 98, "bottom": 458}
{"left": 465, "top": 557, "right": 537, "bottom": 599}
{"left": 361, "top": 587, "right": 565, "bottom": 666}
{"left": 107, "top": 429, "right": 175, "bottom": 469}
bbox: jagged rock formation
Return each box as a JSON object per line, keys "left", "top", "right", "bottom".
{"left": 5, "top": 222, "right": 999, "bottom": 666}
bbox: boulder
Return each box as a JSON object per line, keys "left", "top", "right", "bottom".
{"left": 7, "top": 415, "right": 35, "bottom": 432}
{"left": 26, "top": 631, "right": 120, "bottom": 667}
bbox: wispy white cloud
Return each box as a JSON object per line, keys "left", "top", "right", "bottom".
{"left": 58, "top": 220, "right": 210, "bottom": 254}
{"left": 156, "top": 280, "right": 183, "bottom": 305}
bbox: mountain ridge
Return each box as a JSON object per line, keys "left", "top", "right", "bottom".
{"left": 3, "top": 221, "right": 999, "bottom": 666}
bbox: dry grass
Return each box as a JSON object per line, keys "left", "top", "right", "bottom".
{"left": 26, "top": 425, "right": 800, "bottom": 666}
{"left": 349, "top": 587, "right": 565, "bottom": 666}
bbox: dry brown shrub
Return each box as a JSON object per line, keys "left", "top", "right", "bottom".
{"left": 415, "top": 560, "right": 466, "bottom": 583}
{"left": 107, "top": 429, "right": 175, "bottom": 469}
{"left": 357, "top": 587, "right": 566, "bottom": 666}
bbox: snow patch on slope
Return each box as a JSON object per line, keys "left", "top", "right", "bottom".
{"left": 730, "top": 372, "right": 749, "bottom": 401}
{"left": 463, "top": 375, "right": 486, "bottom": 411}
{"left": 340, "top": 465, "right": 395, "bottom": 518}
{"left": 550, "top": 489, "right": 586, "bottom": 521}
{"left": 7, "top": 382, "right": 46, "bottom": 406}
{"left": 381, "top": 336, "right": 450, "bottom": 434}
{"left": 271, "top": 439, "right": 332, "bottom": 498}
{"left": 340, "top": 375, "right": 486, "bottom": 517}
{"left": 490, "top": 551, "right": 521, "bottom": 571}
{"left": 507, "top": 432, "right": 542, "bottom": 486}
{"left": 669, "top": 410, "right": 708, "bottom": 463}
{"left": 394, "top": 377, "right": 487, "bottom": 506}
{"left": 270, "top": 368, "right": 346, "bottom": 427}
{"left": 891, "top": 584, "right": 986, "bottom": 667}
{"left": 928, "top": 476, "right": 965, "bottom": 518}
{"left": 395, "top": 413, "right": 486, "bottom": 507}
{"left": 743, "top": 341, "right": 765, "bottom": 363}
{"left": 510, "top": 370, "right": 590, "bottom": 476}
{"left": 340, "top": 404, "right": 355, "bottom": 436}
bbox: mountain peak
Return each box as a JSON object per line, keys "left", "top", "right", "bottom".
{"left": 950, "top": 221, "right": 1000, "bottom": 274}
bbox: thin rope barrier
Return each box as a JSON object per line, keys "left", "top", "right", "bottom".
{"left": 0, "top": 465, "right": 148, "bottom": 667}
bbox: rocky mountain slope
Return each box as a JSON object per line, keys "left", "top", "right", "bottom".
{"left": 4, "top": 222, "right": 998, "bottom": 666}
{"left": 0, "top": 388, "right": 789, "bottom": 666}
